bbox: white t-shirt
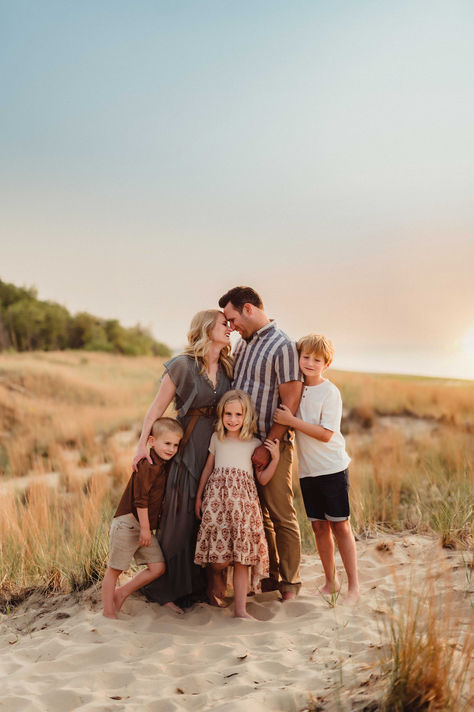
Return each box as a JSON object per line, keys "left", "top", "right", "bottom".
{"left": 295, "top": 379, "right": 350, "bottom": 477}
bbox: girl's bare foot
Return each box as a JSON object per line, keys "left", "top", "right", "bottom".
{"left": 214, "top": 584, "right": 226, "bottom": 599}
{"left": 234, "top": 611, "right": 255, "bottom": 619}
{"left": 211, "top": 569, "right": 227, "bottom": 599}
{"left": 163, "top": 601, "right": 184, "bottom": 614}
{"left": 345, "top": 589, "right": 360, "bottom": 605}
{"left": 102, "top": 611, "right": 118, "bottom": 619}
{"left": 281, "top": 591, "right": 297, "bottom": 602}
{"left": 207, "top": 591, "right": 224, "bottom": 607}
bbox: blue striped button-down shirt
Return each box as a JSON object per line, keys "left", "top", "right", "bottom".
{"left": 232, "top": 321, "right": 301, "bottom": 441}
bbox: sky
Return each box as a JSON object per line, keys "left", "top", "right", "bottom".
{"left": 1, "top": 1, "right": 473, "bottom": 378}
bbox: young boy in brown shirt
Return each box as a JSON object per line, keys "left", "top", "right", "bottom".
{"left": 102, "top": 417, "right": 183, "bottom": 618}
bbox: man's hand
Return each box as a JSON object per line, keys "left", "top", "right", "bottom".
{"left": 273, "top": 404, "right": 295, "bottom": 427}
{"left": 132, "top": 444, "right": 152, "bottom": 472}
{"left": 251, "top": 444, "right": 271, "bottom": 472}
{"left": 139, "top": 527, "right": 151, "bottom": 547}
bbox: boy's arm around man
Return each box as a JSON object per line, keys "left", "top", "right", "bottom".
{"left": 274, "top": 403, "right": 334, "bottom": 441}
{"left": 252, "top": 379, "right": 302, "bottom": 469}
{"left": 274, "top": 384, "right": 344, "bottom": 441}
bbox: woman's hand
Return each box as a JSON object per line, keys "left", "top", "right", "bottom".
{"left": 273, "top": 404, "right": 294, "bottom": 427}
{"left": 133, "top": 443, "right": 152, "bottom": 471}
{"left": 264, "top": 438, "right": 280, "bottom": 461}
{"left": 195, "top": 496, "right": 203, "bottom": 520}
{"left": 133, "top": 373, "right": 177, "bottom": 471}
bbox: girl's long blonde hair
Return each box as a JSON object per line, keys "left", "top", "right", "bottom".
{"left": 215, "top": 390, "right": 257, "bottom": 441}
{"left": 184, "top": 309, "right": 233, "bottom": 379}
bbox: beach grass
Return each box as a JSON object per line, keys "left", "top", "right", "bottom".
{"left": 1, "top": 351, "right": 473, "bottom": 610}
{"left": 380, "top": 570, "right": 473, "bottom": 711}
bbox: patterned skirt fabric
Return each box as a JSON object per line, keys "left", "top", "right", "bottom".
{"left": 194, "top": 466, "right": 269, "bottom": 591}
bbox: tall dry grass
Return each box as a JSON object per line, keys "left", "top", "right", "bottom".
{"left": 1, "top": 351, "right": 473, "bottom": 612}
{"left": 0, "top": 476, "right": 114, "bottom": 609}
{"left": 0, "top": 350, "right": 164, "bottom": 477}
{"left": 347, "top": 426, "right": 473, "bottom": 543}
{"left": 380, "top": 570, "right": 473, "bottom": 711}
{"left": 0, "top": 350, "right": 164, "bottom": 608}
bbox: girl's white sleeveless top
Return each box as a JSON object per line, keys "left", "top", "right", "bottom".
{"left": 208, "top": 432, "right": 261, "bottom": 470}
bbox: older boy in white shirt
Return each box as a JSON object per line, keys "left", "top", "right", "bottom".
{"left": 274, "top": 334, "right": 359, "bottom": 603}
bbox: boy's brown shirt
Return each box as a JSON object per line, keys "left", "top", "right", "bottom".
{"left": 114, "top": 449, "right": 168, "bottom": 530}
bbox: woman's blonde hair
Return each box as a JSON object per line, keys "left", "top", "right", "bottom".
{"left": 215, "top": 389, "right": 257, "bottom": 441}
{"left": 184, "top": 309, "right": 233, "bottom": 379}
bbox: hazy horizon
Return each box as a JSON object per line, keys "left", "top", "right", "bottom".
{"left": 2, "top": 1, "right": 473, "bottom": 380}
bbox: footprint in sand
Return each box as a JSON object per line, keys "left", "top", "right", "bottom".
{"left": 39, "top": 688, "right": 91, "bottom": 711}
{"left": 88, "top": 668, "right": 135, "bottom": 690}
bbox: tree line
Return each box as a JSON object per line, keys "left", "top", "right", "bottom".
{"left": 0, "top": 279, "right": 171, "bottom": 357}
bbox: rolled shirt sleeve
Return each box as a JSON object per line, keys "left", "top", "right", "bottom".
{"left": 275, "top": 341, "right": 301, "bottom": 385}
{"left": 133, "top": 459, "right": 153, "bottom": 509}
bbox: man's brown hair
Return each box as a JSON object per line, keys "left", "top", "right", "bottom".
{"left": 218, "top": 286, "right": 263, "bottom": 312}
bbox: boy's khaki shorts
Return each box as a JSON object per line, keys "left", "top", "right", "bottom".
{"left": 109, "top": 513, "right": 164, "bottom": 571}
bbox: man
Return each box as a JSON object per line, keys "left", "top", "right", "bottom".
{"left": 218, "top": 286, "right": 302, "bottom": 600}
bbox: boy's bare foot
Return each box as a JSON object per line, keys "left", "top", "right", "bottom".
{"left": 113, "top": 589, "right": 127, "bottom": 613}
{"left": 344, "top": 589, "right": 360, "bottom": 606}
{"left": 320, "top": 581, "right": 341, "bottom": 596}
{"left": 281, "top": 591, "right": 297, "bottom": 602}
{"left": 234, "top": 611, "right": 255, "bottom": 619}
{"left": 163, "top": 601, "right": 184, "bottom": 614}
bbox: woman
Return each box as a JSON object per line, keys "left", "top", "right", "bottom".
{"left": 132, "top": 310, "right": 232, "bottom": 611}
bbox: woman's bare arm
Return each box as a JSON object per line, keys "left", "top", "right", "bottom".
{"left": 132, "top": 373, "right": 177, "bottom": 470}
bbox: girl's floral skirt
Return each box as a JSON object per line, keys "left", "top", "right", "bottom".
{"left": 194, "top": 466, "right": 269, "bottom": 592}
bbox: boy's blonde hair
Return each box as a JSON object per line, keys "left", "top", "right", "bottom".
{"left": 184, "top": 309, "right": 233, "bottom": 379}
{"left": 215, "top": 390, "right": 257, "bottom": 441}
{"left": 151, "top": 417, "right": 184, "bottom": 439}
{"left": 297, "top": 333, "right": 335, "bottom": 365}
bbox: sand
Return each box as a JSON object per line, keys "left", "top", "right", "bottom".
{"left": 1, "top": 534, "right": 471, "bottom": 712}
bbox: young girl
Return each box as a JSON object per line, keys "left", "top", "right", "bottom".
{"left": 194, "top": 390, "right": 280, "bottom": 619}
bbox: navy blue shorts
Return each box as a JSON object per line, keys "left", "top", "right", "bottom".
{"left": 299, "top": 469, "right": 350, "bottom": 521}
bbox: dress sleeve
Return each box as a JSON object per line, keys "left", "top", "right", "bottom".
{"left": 163, "top": 354, "right": 199, "bottom": 415}
{"left": 208, "top": 431, "right": 218, "bottom": 455}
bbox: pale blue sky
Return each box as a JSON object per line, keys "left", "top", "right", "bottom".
{"left": 1, "top": 1, "right": 473, "bottom": 377}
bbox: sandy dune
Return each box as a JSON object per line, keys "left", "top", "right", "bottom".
{"left": 1, "top": 534, "right": 471, "bottom": 712}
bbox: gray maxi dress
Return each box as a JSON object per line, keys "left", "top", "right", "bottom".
{"left": 143, "top": 354, "right": 230, "bottom": 606}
